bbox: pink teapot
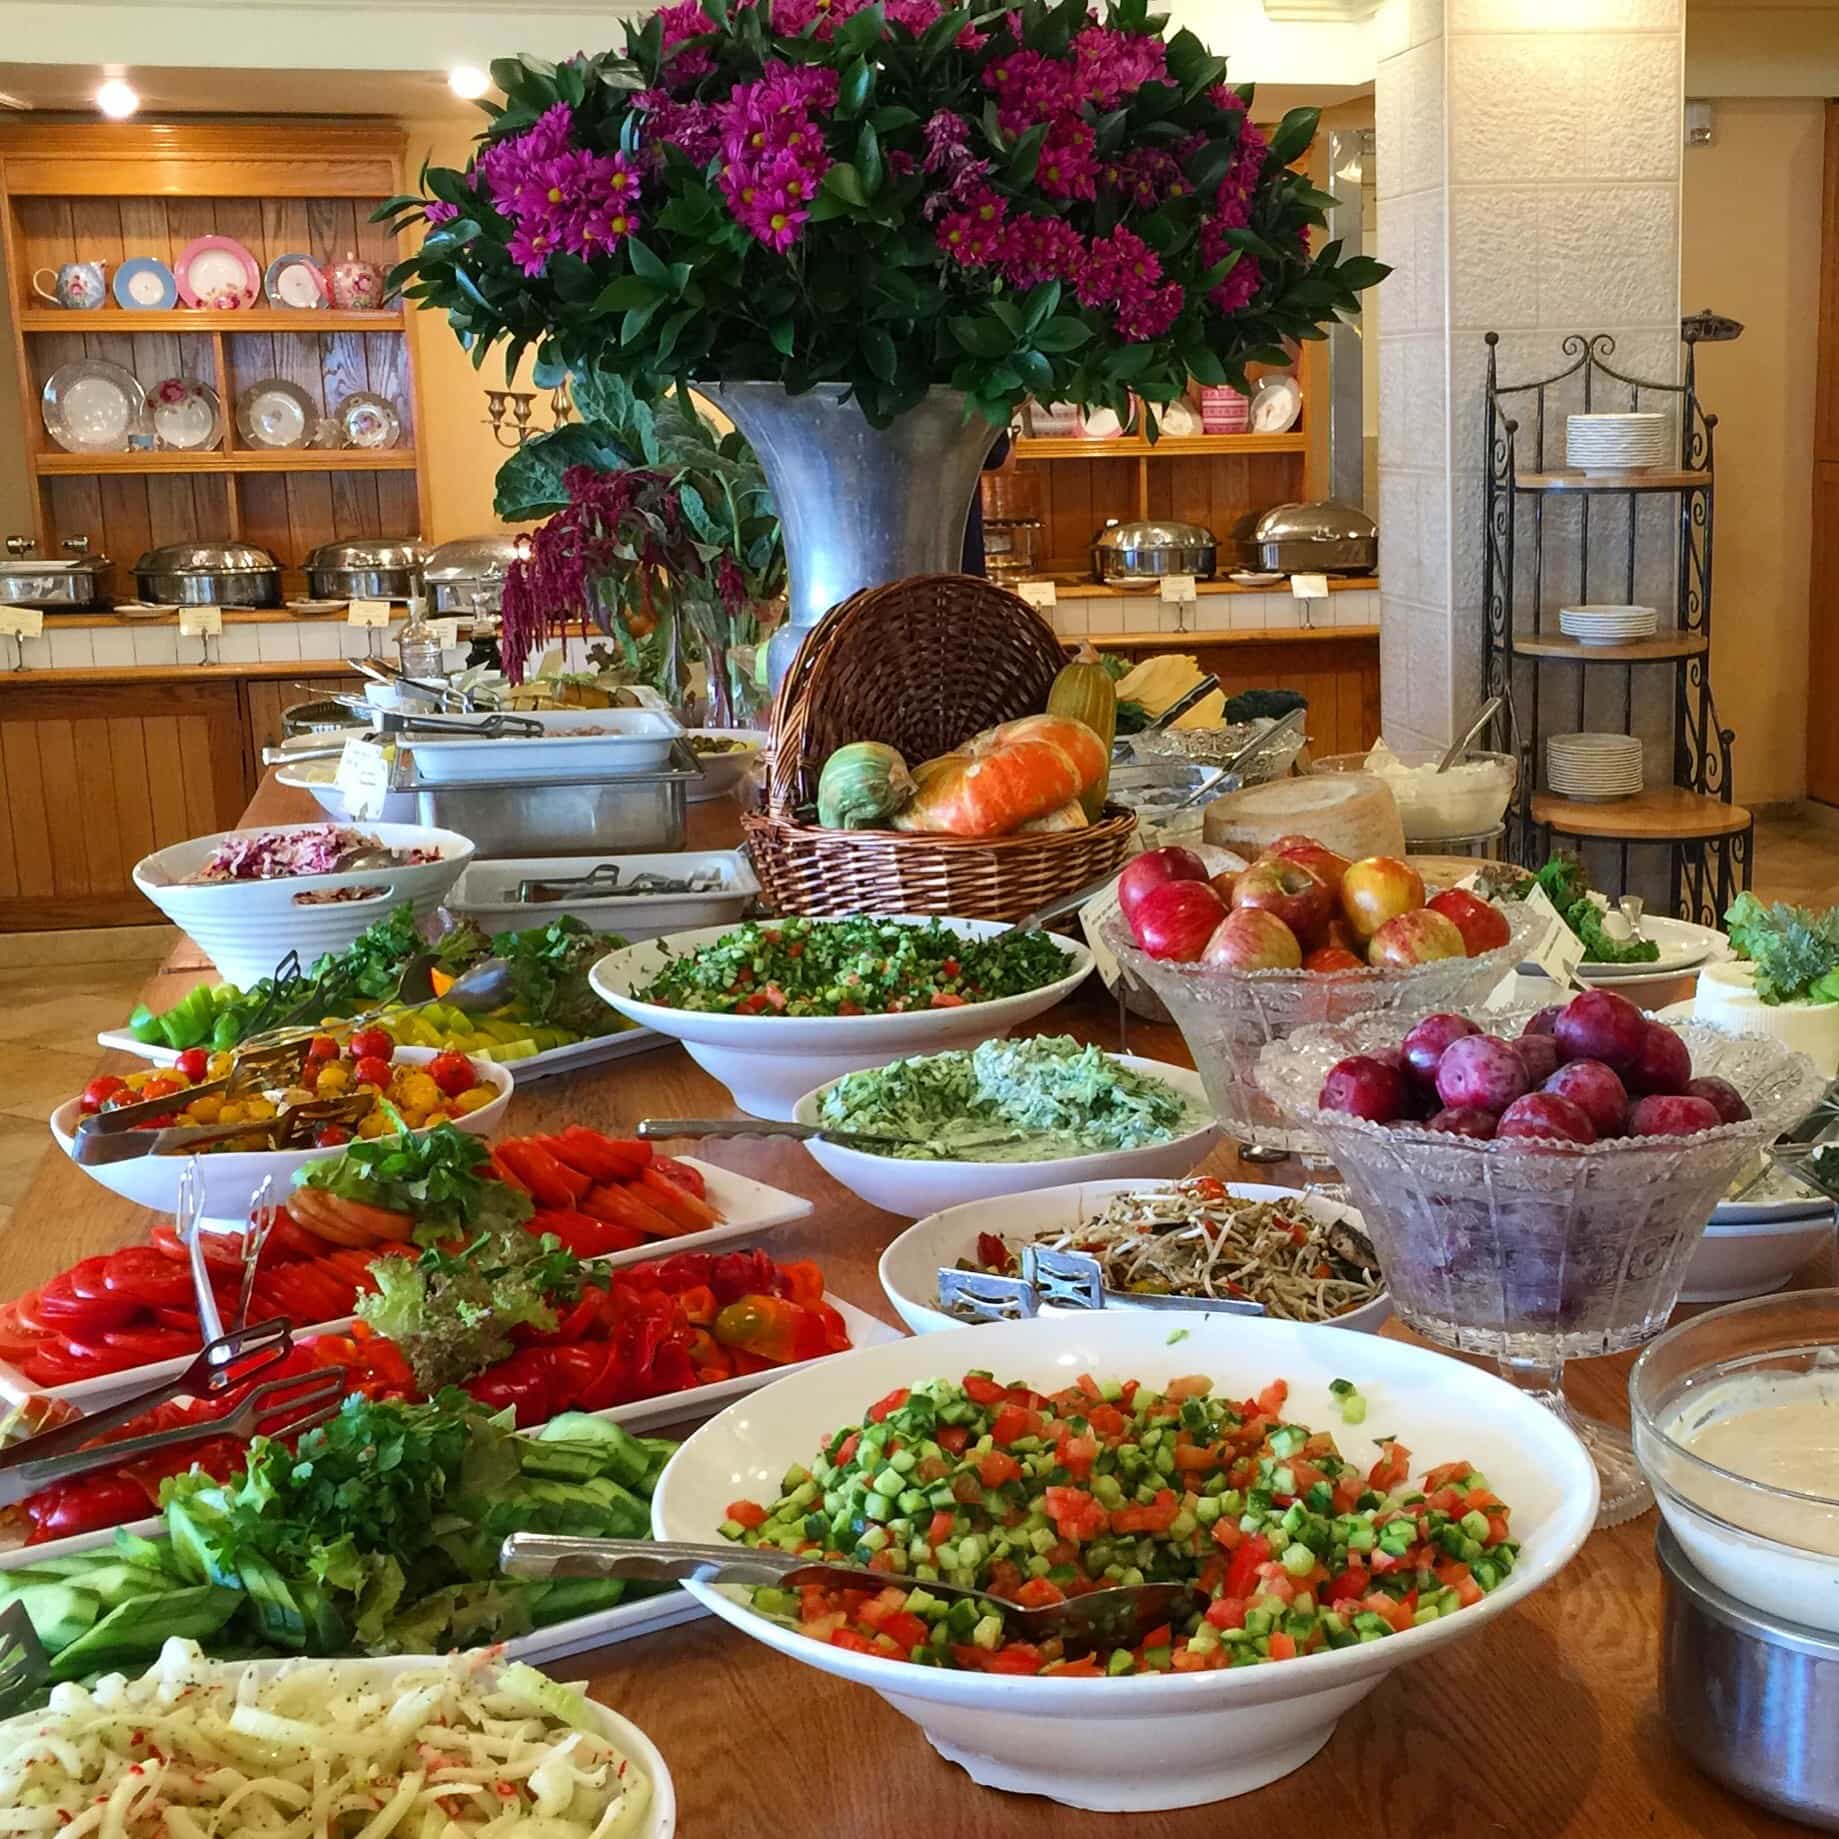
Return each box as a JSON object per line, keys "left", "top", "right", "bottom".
{"left": 326, "top": 253, "right": 384, "bottom": 310}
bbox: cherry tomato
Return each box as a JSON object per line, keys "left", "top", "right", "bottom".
{"left": 353, "top": 1055, "right": 393, "bottom": 1090}
{"left": 313, "top": 1123, "right": 353, "bottom": 1148}
{"left": 138, "top": 1076, "right": 185, "bottom": 1103}
{"left": 80, "top": 1074, "right": 127, "bottom": 1115}
{"left": 428, "top": 1051, "right": 476, "bottom": 1098}
{"left": 348, "top": 1028, "right": 395, "bottom": 1064}
{"left": 174, "top": 1046, "right": 212, "bottom": 1082}
{"left": 306, "top": 1033, "right": 341, "bottom": 1063}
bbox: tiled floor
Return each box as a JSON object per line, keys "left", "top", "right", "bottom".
{"left": 1, "top": 810, "right": 1836, "bottom": 1233}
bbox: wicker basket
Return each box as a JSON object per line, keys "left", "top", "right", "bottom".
{"left": 742, "top": 573, "right": 1135, "bottom": 919}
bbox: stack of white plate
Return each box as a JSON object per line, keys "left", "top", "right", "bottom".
{"left": 1565, "top": 411, "right": 1669, "bottom": 473}
{"left": 1546, "top": 732, "right": 1644, "bottom": 800}
{"left": 1557, "top": 604, "right": 1660, "bottom": 645}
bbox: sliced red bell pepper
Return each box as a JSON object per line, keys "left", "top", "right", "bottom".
{"left": 579, "top": 1182, "right": 679, "bottom": 1240}
{"left": 493, "top": 1139, "right": 588, "bottom": 1208}
{"left": 637, "top": 1166, "right": 721, "bottom": 1232}
{"left": 649, "top": 1154, "right": 704, "bottom": 1198}
{"left": 541, "top": 1128, "right": 648, "bottom": 1183}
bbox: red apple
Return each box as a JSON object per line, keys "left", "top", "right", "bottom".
{"left": 1201, "top": 907, "right": 1303, "bottom": 971}
{"left": 1340, "top": 855, "right": 1427, "bottom": 941}
{"left": 1231, "top": 858, "right": 1334, "bottom": 947}
{"left": 1208, "top": 869, "right": 1240, "bottom": 906}
{"left": 1118, "top": 846, "right": 1208, "bottom": 928}
{"left": 1686, "top": 1076, "right": 1751, "bottom": 1124}
{"left": 1401, "top": 1012, "right": 1481, "bottom": 1087}
{"left": 1304, "top": 946, "right": 1366, "bottom": 972}
{"left": 1269, "top": 835, "right": 1352, "bottom": 898}
{"left": 1319, "top": 1054, "right": 1409, "bottom": 1122}
{"left": 1427, "top": 888, "right": 1512, "bottom": 957}
{"left": 1553, "top": 989, "right": 1648, "bottom": 1074}
{"left": 1129, "top": 878, "right": 1228, "bottom": 960}
{"left": 1367, "top": 908, "right": 1466, "bottom": 967}
{"left": 1497, "top": 1092, "right": 1598, "bottom": 1144}
{"left": 1626, "top": 1022, "right": 1693, "bottom": 1097}
{"left": 1544, "top": 1060, "right": 1629, "bottom": 1137}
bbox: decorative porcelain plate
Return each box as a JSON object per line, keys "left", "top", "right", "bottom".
{"left": 147, "top": 377, "right": 224, "bottom": 452}
{"left": 333, "top": 390, "right": 402, "bottom": 450}
{"left": 264, "top": 252, "right": 327, "bottom": 310}
{"left": 113, "top": 256, "right": 178, "bottom": 311}
{"left": 235, "top": 378, "right": 317, "bottom": 449}
{"left": 174, "top": 234, "right": 260, "bottom": 310}
{"left": 42, "top": 360, "right": 145, "bottom": 453}
{"left": 1248, "top": 374, "right": 1303, "bottom": 434}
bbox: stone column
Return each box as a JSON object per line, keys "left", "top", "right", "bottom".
{"left": 1374, "top": 0, "right": 1686, "bottom": 753}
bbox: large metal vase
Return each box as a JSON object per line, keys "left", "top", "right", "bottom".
{"left": 708, "top": 382, "right": 1000, "bottom": 688}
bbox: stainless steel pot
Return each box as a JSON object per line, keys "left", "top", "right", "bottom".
{"left": 1234, "top": 501, "right": 1377, "bottom": 575}
{"left": 1659, "top": 1522, "right": 1839, "bottom": 1829}
{"left": 133, "top": 541, "right": 280, "bottom": 608}
{"left": 423, "top": 536, "right": 525, "bottom": 614}
{"left": 305, "top": 538, "right": 428, "bottom": 602}
{"left": 1092, "top": 519, "right": 1217, "bottom": 589}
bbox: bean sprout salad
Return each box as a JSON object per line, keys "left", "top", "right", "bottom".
{"left": 0, "top": 1640, "right": 654, "bottom": 1838}
{"left": 950, "top": 1178, "right": 1385, "bottom": 1323}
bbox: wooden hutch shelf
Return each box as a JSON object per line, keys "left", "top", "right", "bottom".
{"left": 1512, "top": 631, "right": 1708, "bottom": 664}
{"left": 34, "top": 450, "right": 419, "bottom": 475}
{"left": 1530, "top": 788, "right": 1753, "bottom": 843}
{"left": 1012, "top": 431, "right": 1306, "bottom": 461}
{"left": 18, "top": 308, "right": 405, "bottom": 334}
{"left": 1513, "top": 468, "right": 1710, "bottom": 493}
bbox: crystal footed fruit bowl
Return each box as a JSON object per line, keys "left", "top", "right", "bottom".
{"left": 1256, "top": 1009, "right": 1828, "bottom": 1527}
{"left": 1101, "top": 902, "right": 1541, "bottom": 1155}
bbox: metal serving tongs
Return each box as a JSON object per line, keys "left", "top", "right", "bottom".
{"left": 0, "top": 1320, "right": 347, "bottom": 1509}
{"left": 351, "top": 656, "right": 484, "bottom": 715}
{"left": 73, "top": 1037, "right": 318, "bottom": 1143}
{"left": 1112, "top": 674, "right": 1222, "bottom": 760}
{"left": 500, "top": 1534, "right": 1200, "bottom": 1656}
{"left": 637, "top": 1117, "right": 1025, "bottom": 1155}
{"left": 514, "top": 862, "right": 726, "bottom": 905}
{"left": 332, "top": 697, "right": 546, "bottom": 742}
{"left": 74, "top": 1093, "right": 374, "bottom": 1166}
{"left": 937, "top": 1246, "right": 1268, "bottom": 1324}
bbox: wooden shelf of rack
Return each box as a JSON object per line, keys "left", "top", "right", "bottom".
{"left": 1531, "top": 787, "right": 1752, "bottom": 842}
{"left": 1514, "top": 468, "right": 1710, "bottom": 493}
{"left": 33, "top": 449, "right": 418, "bottom": 475}
{"left": 1513, "top": 631, "right": 1708, "bottom": 663}
{"left": 1013, "top": 432, "right": 1306, "bottom": 460}
{"left": 18, "top": 308, "right": 404, "bottom": 333}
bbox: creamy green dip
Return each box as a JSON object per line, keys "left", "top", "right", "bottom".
{"left": 815, "top": 1034, "right": 1205, "bottom": 1162}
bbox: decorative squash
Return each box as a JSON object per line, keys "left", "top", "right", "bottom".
{"left": 1019, "top": 800, "right": 1091, "bottom": 833}
{"left": 893, "top": 714, "right": 1108, "bottom": 839}
{"left": 1047, "top": 643, "right": 1117, "bottom": 819}
{"left": 817, "top": 741, "right": 914, "bottom": 830}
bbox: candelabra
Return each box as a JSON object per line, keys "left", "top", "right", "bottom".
{"left": 483, "top": 382, "right": 574, "bottom": 448}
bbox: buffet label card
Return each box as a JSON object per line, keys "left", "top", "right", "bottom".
{"left": 335, "top": 737, "right": 395, "bottom": 820}
{"left": 432, "top": 618, "right": 462, "bottom": 650}
{"left": 1160, "top": 574, "right": 1198, "bottom": 605}
{"left": 0, "top": 607, "right": 44, "bottom": 639}
{"left": 1290, "top": 573, "right": 1330, "bottom": 600}
{"left": 1521, "top": 881, "right": 1587, "bottom": 988}
{"left": 347, "top": 599, "right": 391, "bottom": 628}
{"left": 179, "top": 604, "right": 222, "bottom": 637}
{"left": 1018, "top": 581, "right": 1057, "bottom": 610}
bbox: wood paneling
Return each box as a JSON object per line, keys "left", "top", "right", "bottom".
{"left": 1811, "top": 102, "right": 1839, "bottom": 805}
{"left": 243, "top": 674, "right": 352, "bottom": 763}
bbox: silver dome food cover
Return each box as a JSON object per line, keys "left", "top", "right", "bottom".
{"left": 132, "top": 541, "right": 280, "bottom": 606}
{"left": 423, "top": 535, "right": 527, "bottom": 612}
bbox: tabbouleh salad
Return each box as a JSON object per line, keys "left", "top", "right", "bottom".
{"left": 635, "top": 917, "right": 1073, "bottom": 1017}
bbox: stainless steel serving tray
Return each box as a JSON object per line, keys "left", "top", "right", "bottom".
{"left": 0, "top": 558, "right": 111, "bottom": 607}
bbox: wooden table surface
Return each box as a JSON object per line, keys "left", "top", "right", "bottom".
{"left": 6, "top": 772, "right": 1804, "bottom": 1837}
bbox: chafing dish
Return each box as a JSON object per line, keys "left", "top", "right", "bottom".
{"left": 1092, "top": 519, "right": 1217, "bottom": 589}
{"left": 1234, "top": 501, "right": 1377, "bottom": 575}
{"left": 304, "top": 537, "right": 428, "bottom": 602}
{"left": 133, "top": 541, "right": 280, "bottom": 608}
{"left": 0, "top": 535, "right": 111, "bottom": 608}
{"left": 423, "top": 535, "right": 525, "bottom": 614}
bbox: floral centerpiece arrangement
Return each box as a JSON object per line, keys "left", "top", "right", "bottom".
{"left": 382, "top": 0, "right": 1381, "bottom": 433}
{"left": 491, "top": 372, "right": 784, "bottom": 717}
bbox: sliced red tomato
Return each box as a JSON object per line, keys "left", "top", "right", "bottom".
{"left": 101, "top": 1325, "right": 201, "bottom": 1363}
{"left": 102, "top": 1246, "right": 196, "bottom": 1308}
{"left": 151, "top": 1306, "right": 203, "bottom": 1334}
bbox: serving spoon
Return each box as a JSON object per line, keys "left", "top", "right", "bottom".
{"left": 500, "top": 1534, "right": 1200, "bottom": 1656}
{"left": 637, "top": 1117, "right": 1025, "bottom": 1155}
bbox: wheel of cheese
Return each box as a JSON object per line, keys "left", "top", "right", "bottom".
{"left": 1203, "top": 772, "right": 1405, "bottom": 862}
{"left": 1694, "top": 960, "right": 1839, "bottom": 1074}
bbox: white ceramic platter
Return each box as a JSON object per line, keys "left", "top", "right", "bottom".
{"left": 1572, "top": 914, "right": 1728, "bottom": 982}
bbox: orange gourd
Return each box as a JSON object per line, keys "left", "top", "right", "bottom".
{"left": 892, "top": 714, "right": 1108, "bottom": 838}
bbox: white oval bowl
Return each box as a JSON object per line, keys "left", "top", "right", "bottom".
{"left": 879, "top": 1179, "right": 1392, "bottom": 1335}
{"left": 132, "top": 820, "right": 472, "bottom": 989}
{"left": 589, "top": 918, "right": 1095, "bottom": 1119}
{"left": 274, "top": 758, "right": 420, "bottom": 825}
{"left": 650, "top": 1309, "right": 1599, "bottom": 1810}
{"left": 686, "top": 728, "right": 765, "bottom": 803}
{"left": 0, "top": 1652, "right": 675, "bottom": 1839}
{"left": 50, "top": 1044, "right": 512, "bottom": 1223}
{"left": 795, "top": 1055, "right": 1221, "bottom": 1218}
{"left": 1678, "top": 1211, "right": 1837, "bottom": 1304}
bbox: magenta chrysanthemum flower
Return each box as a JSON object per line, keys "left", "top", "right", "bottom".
{"left": 1036, "top": 116, "right": 1100, "bottom": 201}
{"left": 717, "top": 61, "right": 838, "bottom": 251}
{"left": 935, "top": 184, "right": 1009, "bottom": 267}
{"left": 1109, "top": 147, "right": 1186, "bottom": 208}
{"left": 656, "top": 0, "right": 719, "bottom": 89}
{"left": 921, "top": 109, "right": 970, "bottom": 174}
{"left": 984, "top": 50, "right": 1072, "bottom": 136}
{"left": 991, "top": 211, "right": 1086, "bottom": 289}
{"left": 424, "top": 200, "right": 460, "bottom": 225}
{"left": 636, "top": 90, "right": 724, "bottom": 167}
{"left": 1069, "top": 26, "right": 1168, "bottom": 110}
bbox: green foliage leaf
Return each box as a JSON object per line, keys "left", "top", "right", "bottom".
{"left": 1269, "top": 106, "right": 1321, "bottom": 166}
{"left": 823, "top": 162, "right": 870, "bottom": 206}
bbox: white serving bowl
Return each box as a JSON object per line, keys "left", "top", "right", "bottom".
{"left": 132, "top": 820, "right": 472, "bottom": 989}
{"left": 274, "top": 752, "right": 419, "bottom": 825}
{"left": 879, "top": 1179, "right": 1392, "bottom": 1335}
{"left": 1679, "top": 1211, "right": 1837, "bottom": 1304}
{"left": 796, "top": 1056, "right": 1220, "bottom": 1218}
{"left": 0, "top": 1653, "right": 675, "bottom": 1839}
{"left": 687, "top": 728, "right": 765, "bottom": 802}
{"left": 650, "top": 1309, "right": 1599, "bottom": 1810}
{"left": 49, "top": 1045, "right": 512, "bottom": 1223}
{"left": 590, "top": 918, "right": 1094, "bottom": 1119}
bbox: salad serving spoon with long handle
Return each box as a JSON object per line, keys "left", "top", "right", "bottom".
{"left": 637, "top": 1117, "right": 1024, "bottom": 1155}
{"left": 499, "top": 1534, "right": 1200, "bottom": 1656}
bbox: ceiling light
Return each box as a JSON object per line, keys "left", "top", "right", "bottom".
{"left": 95, "top": 78, "right": 139, "bottom": 119}
{"left": 449, "top": 66, "right": 490, "bottom": 101}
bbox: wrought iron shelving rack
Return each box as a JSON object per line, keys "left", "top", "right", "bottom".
{"left": 1481, "top": 329, "right": 1751, "bottom": 925}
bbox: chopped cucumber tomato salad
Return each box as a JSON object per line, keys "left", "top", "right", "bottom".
{"left": 720, "top": 1370, "right": 1517, "bottom": 1677}
{"left": 636, "top": 917, "right": 1071, "bottom": 1017}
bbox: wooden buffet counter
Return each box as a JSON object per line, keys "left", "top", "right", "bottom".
{"left": 0, "top": 766, "right": 1805, "bottom": 1839}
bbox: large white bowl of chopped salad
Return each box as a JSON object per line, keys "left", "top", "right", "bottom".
{"left": 0, "top": 1642, "right": 674, "bottom": 1838}
{"left": 650, "top": 1308, "right": 1598, "bottom": 1811}
{"left": 791, "top": 1038, "right": 1223, "bottom": 1217}
{"left": 133, "top": 820, "right": 473, "bottom": 989}
{"left": 589, "top": 916, "right": 1094, "bottom": 1119}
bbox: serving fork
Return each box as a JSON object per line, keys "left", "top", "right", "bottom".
{"left": 0, "top": 1600, "right": 49, "bottom": 1718}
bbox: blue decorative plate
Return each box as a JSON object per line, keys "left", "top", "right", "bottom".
{"left": 114, "top": 256, "right": 177, "bottom": 311}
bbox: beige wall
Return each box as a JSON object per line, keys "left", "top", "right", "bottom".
{"left": 1681, "top": 97, "right": 1825, "bottom": 807}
